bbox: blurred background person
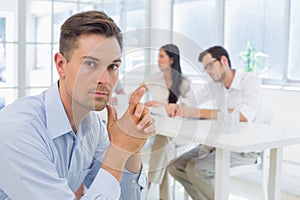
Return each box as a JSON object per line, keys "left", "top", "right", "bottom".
{"left": 144, "top": 44, "right": 193, "bottom": 200}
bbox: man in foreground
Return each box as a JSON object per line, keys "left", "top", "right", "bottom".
{"left": 0, "top": 11, "right": 155, "bottom": 200}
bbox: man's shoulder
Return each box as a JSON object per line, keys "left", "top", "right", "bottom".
{"left": 238, "top": 70, "right": 259, "bottom": 79}
{"left": 0, "top": 93, "right": 46, "bottom": 127}
{"left": 232, "top": 70, "right": 258, "bottom": 83}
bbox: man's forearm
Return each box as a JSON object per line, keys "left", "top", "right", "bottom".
{"left": 101, "top": 145, "right": 131, "bottom": 182}
{"left": 125, "top": 153, "right": 142, "bottom": 174}
{"left": 199, "top": 109, "right": 218, "bottom": 119}
{"left": 227, "top": 108, "right": 248, "bottom": 122}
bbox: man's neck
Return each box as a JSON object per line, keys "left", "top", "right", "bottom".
{"left": 222, "top": 69, "right": 235, "bottom": 89}
{"left": 59, "top": 83, "right": 89, "bottom": 133}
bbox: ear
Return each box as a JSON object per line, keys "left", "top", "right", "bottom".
{"left": 170, "top": 57, "right": 174, "bottom": 65}
{"left": 54, "top": 52, "right": 66, "bottom": 78}
{"left": 220, "top": 55, "right": 228, "bottom": 68}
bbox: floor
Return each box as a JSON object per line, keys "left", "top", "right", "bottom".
{"left": 146, "top": 177, "right": 300, "bottom": 200}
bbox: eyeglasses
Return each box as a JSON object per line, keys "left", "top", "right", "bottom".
{"left": 203, "top": 59, "right": 218, "bottom": 71}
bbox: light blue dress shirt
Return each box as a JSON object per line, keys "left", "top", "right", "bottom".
{"left": 0, "top": 82, "right": 147, "bottom": 200}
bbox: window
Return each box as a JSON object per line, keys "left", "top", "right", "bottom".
{"left": 173, "top": 0, "right": 218, "bottom": 50}
{"left": 0, "top": 3, "right": 18, "bottom": 106}
{"left": 119, "top": 0, "right": 147, "bottom": 92}
{"left": 0, "top": 17, "right": 6, "bottom": 83}
{"left": 0, "top": 0, "right": 148, "bottom": 104}
{"left": 22, "top": 0, "right": 148, "bottom": 95}
{"left": 224, "top": 0, "right": 287, "bottom": 80}
{"left": 0, "top": 12, "right": 16, "bottom": 86}
{"left": 26, "top": 0, "right": 78, "bottom": 89}
{"left": 173, "top": 0, "right": 300, "bottom": 86}
{"left": 172, "top": 0, "right": 218, "bottom": 81}
{"left": 288, "top": 0, "right": 300, "bottom": 81}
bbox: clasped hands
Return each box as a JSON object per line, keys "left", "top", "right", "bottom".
{"left": 145, "top": 101, "right": 198, "bottom": 118}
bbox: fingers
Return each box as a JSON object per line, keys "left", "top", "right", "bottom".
{"left": 106, "top": 105, "right": 117, "bottom": 127}
{"left": 123, "top": 85, "right": 156, "bottom": 136}
{"left": 134, "top": 106, "right": 156, "bottom": 134}
{"left": 128, "top": 86, "right": 147, "bottom": 113}
{"left": 136, "top": 108, "right": 150, "bottom": 130}
{"left": 175, "top": 104, "right": 181, "bottom": 117}
{"left": 144, "top": 101, "right": 156, "bottom": 107}
{"left": 165, "top": 103, "right": 176, "bottom": 117}
{"left": 145, "top": 101, "right": 162, "bottom": 107}
{"left": 133, "top": 103, "right": 144, "bottom": 118}
{"left": 143, "top": 118, "right": 156, "bottom": 135}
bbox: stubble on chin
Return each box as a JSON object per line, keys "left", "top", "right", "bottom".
{"left": 93, "top": 97, "right": 109, "bottom": 111}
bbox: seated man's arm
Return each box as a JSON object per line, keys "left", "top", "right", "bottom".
{"left": 238, "top": 73, "right": 262, "bottom": 122}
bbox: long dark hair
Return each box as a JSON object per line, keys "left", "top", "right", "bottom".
{"left": 160, "top": 44, "right": 183, "bottom": 103}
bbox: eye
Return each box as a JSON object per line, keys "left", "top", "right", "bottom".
{"left": 84, "top": 60, "right": 97, "bottom": 68}
{"left": 107, "top": 63, "right": 119, "bottom": 71}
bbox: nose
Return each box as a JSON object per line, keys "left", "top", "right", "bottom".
{"left": 97, "top": 69, "right": 110, "bottom": 85}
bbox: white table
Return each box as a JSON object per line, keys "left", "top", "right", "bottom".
{"left": 152, "top": 115, "right": 300, "bottom": 200}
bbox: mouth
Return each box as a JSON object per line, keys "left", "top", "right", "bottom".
{"left": 91, "top": 91, "right": 109, "bottom": 98}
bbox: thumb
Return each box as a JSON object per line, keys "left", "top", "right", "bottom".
{"left": 106, "top": 105, "right": 117, "bottom": 127}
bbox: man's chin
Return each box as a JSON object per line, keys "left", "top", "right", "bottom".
{"left": 94, "top": 103, "right": 107, "bottom": 111}
{"left": 93, "top": 97, "right": 109, "bottom": 111}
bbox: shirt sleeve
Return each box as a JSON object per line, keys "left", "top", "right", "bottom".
{"left": 84, "top": 158, "right": 148, "bottom": 200}
{"left": 84, "top": 119, "right": 147, "bottom": 200}
{"left": 119, "top": 166, "right": 148, "bottom": 200}
{"left": 82, "top": 169, "right": 121, "bottom": 200}
{"left": 180, "top": 82, "right": 213, "bottom": 108}
{"left": 239, "top": 73, "right": 262, "bottom": 122}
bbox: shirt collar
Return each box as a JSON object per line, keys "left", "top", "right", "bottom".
{"left": 228, "top": 70, "right": 241, "bottom": 90}
{"left": 45, "top": 82, "right": 73, "bottom": 139}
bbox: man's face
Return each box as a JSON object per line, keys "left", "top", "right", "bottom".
{"left": 201, "top": 53, "right": 224, "bottom": 82}
{"left": 63, "top": 34, "right": 121, "bottom": 111}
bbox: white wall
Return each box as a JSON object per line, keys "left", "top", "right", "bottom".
{"left": 262, "top": 88, "right": 300, "bottom": 127}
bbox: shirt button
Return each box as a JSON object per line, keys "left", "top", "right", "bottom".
{"left": 139, "top": 179, "right": 144, "bottom": 185}
{"left": 132, "top": 179, "right": 136, "bottom": 183}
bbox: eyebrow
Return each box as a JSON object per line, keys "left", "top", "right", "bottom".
{"left": 82, "top": 56, "right": 100, "bottom": 61}
{"left": 82, "top": 56, "right": 121, "bottom": 63}
{"left": 112, "top": 59, "right": 122, "bottom": 63}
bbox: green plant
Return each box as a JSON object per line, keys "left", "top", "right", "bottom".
{"left": 239, "top": 41, "right": 269, "bottom": 72}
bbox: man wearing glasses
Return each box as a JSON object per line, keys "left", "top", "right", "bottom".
{"left": 167, "top": 46, "right": 262, "bottom": 200}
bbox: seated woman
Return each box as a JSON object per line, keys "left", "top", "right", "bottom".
{"left": 144, "top": 44, "right": 193, "bottom": 200}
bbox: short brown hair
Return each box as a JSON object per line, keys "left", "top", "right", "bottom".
{"left": 198, "top": 46, "right": 232, "bottom": 68}
{"left": 59, "top": 11, "right": 122, "bottom": 62}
